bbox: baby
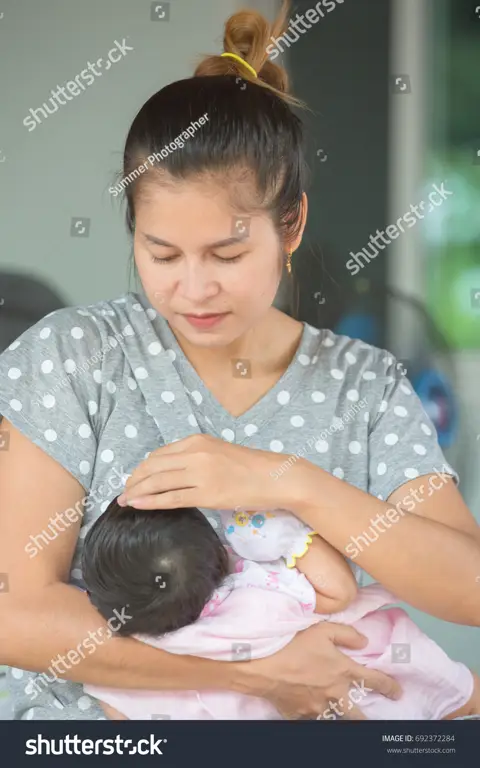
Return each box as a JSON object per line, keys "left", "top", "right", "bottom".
{"left": 81, "top": 498, "right": 480, "bottom": 720}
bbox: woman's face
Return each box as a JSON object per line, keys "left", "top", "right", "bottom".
{"left": 133, "top": 178, "right": 302, "bottom": 348}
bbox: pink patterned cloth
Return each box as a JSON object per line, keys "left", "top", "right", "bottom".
{"left": 85, "top": 575, "right": 473, "bottom": 720}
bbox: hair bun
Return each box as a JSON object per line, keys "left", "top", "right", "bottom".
{"left": 194, "top": 0, "right": 303, "bottom": 108}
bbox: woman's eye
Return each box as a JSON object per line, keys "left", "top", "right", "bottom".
{"left": 213, "top": 254, "right": 244, "bottom": 263}
{"left": 150, "top": 255, "right": 177, "bottom": 264}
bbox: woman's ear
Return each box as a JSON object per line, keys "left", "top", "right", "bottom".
{"left": 286, "top": 192, "right": 308, "bottom": 253}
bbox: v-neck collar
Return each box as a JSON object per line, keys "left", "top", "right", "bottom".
{"left": 157, "top": 317, "right": 315, "bottom": 431}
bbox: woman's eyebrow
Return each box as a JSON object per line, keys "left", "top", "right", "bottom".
{"left": 142, "top": 234, "right": 247, "bottom": 249}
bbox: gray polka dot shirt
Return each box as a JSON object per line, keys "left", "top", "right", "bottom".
{"left": 0, "top": 291, "right": 456, "bottom": 720}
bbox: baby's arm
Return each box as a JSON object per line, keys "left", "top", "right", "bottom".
{"left": 292, "top": 534, "right": 358, "bottom": 614}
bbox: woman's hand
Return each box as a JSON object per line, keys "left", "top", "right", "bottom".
{"left": 237, "top": 622, "right": 402, "bottom": 720}
{"left": 118, "top": 434, "right": 302, "bottom": 512}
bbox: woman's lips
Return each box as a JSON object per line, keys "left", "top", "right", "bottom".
{"left": 183, "top": 313, "right": 229, "bottom": 329}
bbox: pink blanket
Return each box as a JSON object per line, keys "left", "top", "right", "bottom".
{"left": 85, "top": 583, "right": 473, "bottom": 720}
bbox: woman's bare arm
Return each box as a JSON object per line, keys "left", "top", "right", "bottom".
{"left": 0, "top": 420, "right": 243, "bottom": 692}
{"left": 294, "top": 535, "right": 357, "bottom": 613}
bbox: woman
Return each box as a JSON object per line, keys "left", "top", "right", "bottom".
{"left": 0, "top": 1, "right": 479, "bottom": 722}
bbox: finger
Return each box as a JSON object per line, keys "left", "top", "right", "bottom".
{"left": 125, "top": 454, "right": 187, "bottom": 489}
{"left": 124, "top": 487, "right": 197, "bottom": 510}
{"left": 351, "top": 666, "right": 402, "bottom": 701}
{"left": 329, "top": 623, "right": 369, "bottom": 651}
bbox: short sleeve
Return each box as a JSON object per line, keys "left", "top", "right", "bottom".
{"left": 367, "top": 350, "right": 459, "bottom": 501}
{"left": 0, "top": 308, "right": 103, "bottom": 490}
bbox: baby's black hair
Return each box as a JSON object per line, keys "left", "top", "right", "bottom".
{"left": 81, "top": 498, "right": 229, "bottom": 637}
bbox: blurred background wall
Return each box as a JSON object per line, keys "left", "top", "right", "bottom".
{"left": 0, "top": 0, "right": 479, "bottom": 705}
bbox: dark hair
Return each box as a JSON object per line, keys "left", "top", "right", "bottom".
{"left": 81, "top": 498, "right": 229, "bottom": 637}
{"left": 117, "top": 0, "right": 309, "bottom": 289}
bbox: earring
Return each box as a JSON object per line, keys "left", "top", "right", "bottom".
{"left": 286, "top": 250, "right": 293, "bottom": 274}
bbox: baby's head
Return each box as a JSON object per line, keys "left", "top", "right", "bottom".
{"left": 81, "top": 498, "right": 229, "bottom": 637}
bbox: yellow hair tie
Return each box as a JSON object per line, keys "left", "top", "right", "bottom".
{"left": 220, "top": 52, "right": 258, "bottom": 79}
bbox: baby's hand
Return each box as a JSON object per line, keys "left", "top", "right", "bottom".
{"left": 218, "top": 507, "right": 315, "bottom": 563}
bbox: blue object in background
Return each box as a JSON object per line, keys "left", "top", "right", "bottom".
{"left": 411, "top": 369, "right": 458, "bottom": 449}
{"left": 334, "top": 313, "right": 381, "bottom": 347}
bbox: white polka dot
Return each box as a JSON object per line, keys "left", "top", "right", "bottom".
{"left": 188, "top": 414, "right": 198, "bottom": 427}
{"left": 290, "top": 415, "right": 305, "bottom": 427}
{"left": 11, "top": 668, "right": 24, "bottom": 679}
{"left": 88, "top": 401, "right": 98, "bottom": 416}
{"left": 384, "top": 433, "right": 399, "bottom": 446}
{"left": 312, "top": 355, "right": 318, "bottom": 364}
{"left": 77, "top": 309, "right": 91, "bottom": 316}
{"left": 8, "top": 367, "right": 22, "bottom": 380}
{"left": 146, "top": 308, "right": 157, "bottom": 320}
{"left": 363, "top": 371, "right": 376, "bottom": 381}
{"left": 114, "top": 297, "right": 126, "bottom": 304}
{"left": 8, "top": 340, "right": 20, "bottom": 351}
{"left": 222, "top": 429, "right": 235, "bottom": 442}
{"left": 190, "top": 390, "right": 202, "bottom": 405}
{"left": 277, "top": 391, "right": 290, "bottom": 405}
{"left": 41, "top": 394, "right": 55, "bottom": 409}
{"left": 106, "top": 381, "right": 116, "bottom": 394}
{"left": 24, "top": 708, "right": 35, "bottom": 720}
{"left": 270, "top": 440, "right": 284, "bottom": 452}
{"left": 404, "top": 468, "right": 419, "bottom": 479}
{"left": 64, "top": 359, "right": 76, "bottom": 374}
{"left": 71, "top": 327, "right": 84, "bottom": 340}
{"left": 377, "top": 462, "right": 387, "bottom": 476}
{"left": 379, "top": 400, "right": 388, "bottom": 413}
{"left": 400, "top": 384, "right": 412, "bottom": 395}
{"left": 315, "top": 440, "right": 329, "bottom": 453}
{"left": 322, "top": 336, "right": 334, "bottom": 347}
{"left": 307, "top": 326, "right": 320, "bottom": 335}
{"left": 207, "top": 517, "right": 218, "bottom": 529}
{"left": 71, "top": 568, "right": 83, "bottom": 580}
{"left": 166, "top": 349, "right": 176, "bottom": 361}
{"left": 311, "top": 391, "right": 326, "bottom": 403}
{"left": 44, "top": 429, "right": 57, "bottom": 442}
{"left": 123, "top": 425, "right": 137, "bottom": 439}
{"left": 413, "top": 444, "right": 426, "bottom": 455}
{"left": 148, "top": 342, "right": 162, "bottom": 356}
{"left": 53, "top": 699, "right": 64, "bottom": 710}
{"left": 93, "top": 370, "right": 102, "bottom": 383}
{"left": 41, "top": 360, "right": 54, "bottom": 374}
{"left": 77, "top": 695, "right": 93, "bottom": 711}
{"left": 348, "top": 441, "right": 361, "bottom": 454}
{"left": 331, "top": 369, "right": 344, "bottom": 380}
{"left": 364, "top": 411, "right": 369, "bottom": 422}
{"left": 101, "top": 449, "right": 114, "bottom": 463}
{"left": 332, "top": 467, "right": 344, "bottom": 479}
{"left": 78, "top": 424, "right": 92, "bottom": 439}
{"left": 421, "top": 423, "right": 432, "bottom": 436}
{"left": 377, "top": 494, "right": 384, "bottom": 500}
{"left": 10, "top": 399, "right": 22, "bottom": 411}
{"left": 39, "top": 327, "right": 51, "bottom": 340}
{"left": 394, "top": 406, "right": 408, "bottom": 417}
{"left": 244, "top": 424, "right": 258, "bottom": 437}
{"left": 298, "top": 354, "right": 310, "bottom": 366}
{"left": 347, "top": 389, "right": 359, "bottom": 402}
{"left": 383, "top": 356, "right": 393, "bottom": 365}
{"left": 108, "top": 336, "right": 118, "bottom": 348}
{"left": 135, "top": 367, "right": 149, "bottom": 380}
{"left": 123, "top": 324, "right": 134, "bottom": 336}
{"left": 79, "top": 460, "right": 90, "bottom": 475}
{"left": 345, "top": 352, "right": 357, "bottom": 365}
{"left": 161, "top": 391, "right": 175, "bottom": 403}
{"left": 132, "top": 303, "right": 144, "bottom": 312}
{"left": 128, "top": 377, "right": 137, "bottom": 390}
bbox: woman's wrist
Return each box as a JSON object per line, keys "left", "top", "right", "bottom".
{"left": 280, "top": 457, "right": 326, "bottom": 524}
